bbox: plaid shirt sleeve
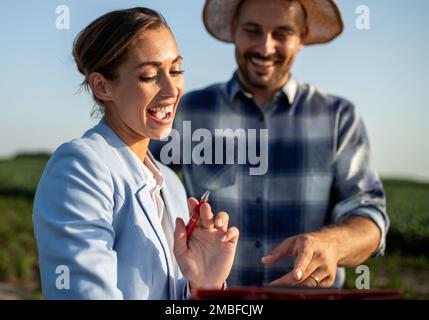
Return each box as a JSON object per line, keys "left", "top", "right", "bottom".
{"left": 330, "top": 102, "right": 389, "bottom": 256}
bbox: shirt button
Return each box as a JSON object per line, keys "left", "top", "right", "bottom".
{"left": 259, "top": 115, "right": 264, "bottom": 122}
{"left": 256, "top": 197, "right": 262, "bottom": 203}
{"left": 255, "top": 240, "right": 262, "bottom": 249}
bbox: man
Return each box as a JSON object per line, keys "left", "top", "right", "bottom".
{"left": 152, "top": 0, "right": 389, "bottom": 288}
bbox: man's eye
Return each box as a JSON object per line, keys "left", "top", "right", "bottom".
{"left": 274, "top": 30, "right": 294, "bottom": 40}
{"left": 170, "top": 70, "right": 185, "bottom": 77}
{"left": 273, "top": 33, "right": 288, "bottom": 40}
{"left": 139, "top": 75, "right": 157, "bottom": 82}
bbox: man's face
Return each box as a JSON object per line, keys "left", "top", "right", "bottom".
{"left": 232, "top": 0, "right": 306, "bottom": 91}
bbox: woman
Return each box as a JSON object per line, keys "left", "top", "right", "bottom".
{"left": 32, "top": 7, "right": 239, "bottom": 299}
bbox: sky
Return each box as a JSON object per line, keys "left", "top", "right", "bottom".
{"left": 0, "top": 0, "right": 428, "bottom": 181}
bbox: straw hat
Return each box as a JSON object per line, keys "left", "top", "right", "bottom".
{"left": 203, "top": 0, "right": 344, "bottom": 45}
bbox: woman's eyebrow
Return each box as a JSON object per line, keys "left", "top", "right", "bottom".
{"left": 135, "top": 61, "right": 162, "bottom": 69}
{"left": 135, "top": 55, "right": 183, "bottom": 69}
{"left": 172, "top": 55, "right": 183, "bottom": 63}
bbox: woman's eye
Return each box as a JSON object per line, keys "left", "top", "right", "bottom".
{"left": 170, "top": 70, "right": 185, "bottom": 77}
{"left": 139, "top": 75, "right": 157, "bottom": 82}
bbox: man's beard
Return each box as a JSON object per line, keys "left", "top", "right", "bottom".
{"left": 236, "top": 49, "right": 290, "bottom": 90}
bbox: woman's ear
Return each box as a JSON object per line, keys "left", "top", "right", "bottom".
{"left": 88, "top": 72, "right": 113, "bottom": 102}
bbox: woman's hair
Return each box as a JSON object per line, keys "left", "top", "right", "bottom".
{"left": 73, "top": 7, "right": 170, "bottom": 117}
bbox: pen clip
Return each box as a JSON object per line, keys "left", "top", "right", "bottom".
{"left": 200, "top": 190, "right": 210, "bottom": 202}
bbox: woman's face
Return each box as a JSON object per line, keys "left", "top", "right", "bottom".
{"left": 105, "top": 26, "right": 184, "bottom": 140}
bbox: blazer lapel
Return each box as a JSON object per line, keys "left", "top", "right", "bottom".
{"left": 135, "top": 185, "right": 164, "bottom": 241}
{"left": 135, "top": 184, "right": 176, "bottom": 298}
{"left": 148, "top": 152, "right": 183, "bottom": 299}
{"left": 160, "top": 182, "right": 181, "bottom": 300}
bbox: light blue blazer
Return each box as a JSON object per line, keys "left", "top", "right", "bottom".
{"left": 32, "top": 119, "right": 190, "bottom": 299}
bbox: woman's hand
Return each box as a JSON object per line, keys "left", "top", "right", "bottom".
{"left": 173, "top": 197, "right": 239, "bottom": 291}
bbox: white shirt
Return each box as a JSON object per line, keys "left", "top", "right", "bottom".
{"left": 140, "top": 156, "right": 182, "bottom": 297}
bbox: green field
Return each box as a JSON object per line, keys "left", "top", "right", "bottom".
{"left": 0, "top": 154, "right": 428, "bottom": 299}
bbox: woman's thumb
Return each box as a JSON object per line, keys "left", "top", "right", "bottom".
{"left": 173, "top": 217, "right": 187, "bottom": 257}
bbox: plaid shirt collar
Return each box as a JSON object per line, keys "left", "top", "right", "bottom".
{"left": 226, "top": 71, "right": 299, "bottom": 107}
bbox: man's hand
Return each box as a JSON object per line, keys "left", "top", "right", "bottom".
{"left": 261, "top": 216, "right": 381, "bottom": 287}
{"left": 261, "top": 232, "right": 340, "bottom": 287}
{"left": 174, "top": 197, "right": 239, "bottom": 291}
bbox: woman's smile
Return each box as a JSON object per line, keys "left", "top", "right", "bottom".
{"left": 147, "top": 103, "right": 175, "bottom": 125}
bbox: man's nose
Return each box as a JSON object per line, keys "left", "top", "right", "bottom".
{"left": 254, "top": 33, "right": 276, "bottom": 57}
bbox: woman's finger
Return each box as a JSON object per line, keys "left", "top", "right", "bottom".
{"left": 198, "top": 202, "right": 215, "bottom": 229}
{"left": 173, "top": 218, "right": 188, "bottom": 258}
{"left": 214, "top": 211, "right": 229, "bottom": 232}
{"left": 221, "top": 226, "right": 239, "bottom": 244}
{"left": 187, "top": 197, "right": 199, "bottom": 218}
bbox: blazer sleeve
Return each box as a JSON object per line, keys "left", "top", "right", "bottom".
{"left": 32, "top": 140, "right": 124, "bottom": 299}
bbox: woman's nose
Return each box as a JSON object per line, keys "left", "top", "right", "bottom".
{"left": 159, "top": 74, "right": 179, "bottom": 98}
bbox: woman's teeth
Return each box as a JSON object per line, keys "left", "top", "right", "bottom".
{"left": 148, "top": 105, "right": 173, "bottom": 120}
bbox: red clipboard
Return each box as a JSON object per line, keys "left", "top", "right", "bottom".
{"left": 194, "top": 286, "right": 404, "bottom": 300}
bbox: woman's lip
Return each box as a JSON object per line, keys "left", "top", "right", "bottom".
{"left": 148, "top": 110, "right": 173, "bottom": 126}
{"left": 150, "top": 101, "right": 177, "bottom": 108}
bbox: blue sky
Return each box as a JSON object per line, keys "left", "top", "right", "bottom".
{"left": 0, "top": 0, "right": 428, "bottom": 180}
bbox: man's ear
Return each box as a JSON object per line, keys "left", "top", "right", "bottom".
{"left": 299, "top": 25, "right": 309, "bottom": 50}
{"left": 88, "top": 72, "right": 114, "bottom": 102}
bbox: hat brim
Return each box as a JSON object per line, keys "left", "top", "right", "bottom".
{"left": 203, "top": 0, "right": 344, "bottom": 45}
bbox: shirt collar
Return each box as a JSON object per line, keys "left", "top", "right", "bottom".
{"left": 140, "top": 154, "right": 165, "bottom": 190}
{"left": 227, "top": 71, "right": 298, "bottom": 105}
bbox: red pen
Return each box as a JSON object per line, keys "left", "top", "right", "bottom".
{"left": 186, "top": 190, "right": 210, "bottom": 238}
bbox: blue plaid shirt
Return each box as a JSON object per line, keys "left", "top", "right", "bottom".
{"left": 150, "top": 72, "right": 389, "bottom": 287}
